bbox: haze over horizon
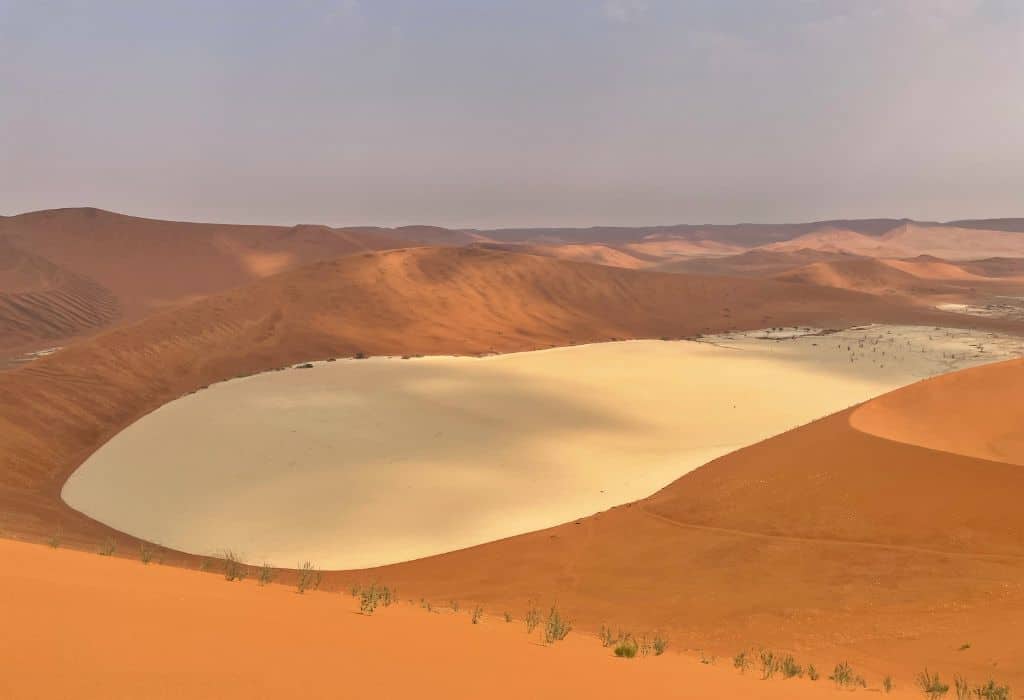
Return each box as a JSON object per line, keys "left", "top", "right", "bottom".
{"left": 3, "top": 0, "right": 1022, "bottom": 228}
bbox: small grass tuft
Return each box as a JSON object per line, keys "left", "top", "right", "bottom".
{"left": 600, "top": 625, "right": 616, "bottom": 647}
{"left": 780, "top": 655, "right": 803, "bottom": 679}
{"left": 733, "top": 651, "right": 752, "bottom": 674}
{"left": 652, "top": 635, "right": 667, "bottom": 656}
{"left": 471, "top": 606, "right": 483, "bottom": 624}
{"left": 543, "top": 606, "right": 571, "bottom": 643}
{"left": 257, "top": 562, "right": 275, "bottom": 586}
{"left": 807, "top": 664, "right": 819, "bottom": 681}
{"left": 222, "top": 550, "right": 245, "bottom": 582}
{"left": 760, "top": 650, "right": 781, "bottom": 680}
{"left": 139, "top": 543, "right": 155, "bottom": 564}
{"left": 916, "top": 669, "right": 950, "bottom": 699}
{"left": 48, "top": 527, "right": 63, "bottom": 548}
{"left": 959, "top": 642, "right": 972, "bottom": 651}
{"left": 525, "top": 604, "right": 541, "bottom": 633}
{"left": 296, "top": 561, "right": 321, "bottom": 593}
{"left": 98, "top": 537, "right": 116, "bottom": 556}
{"left": 883, "top": 675, "right": 894, "bottom": 693}
{"left": 451, "top": 599, "right": 460, "bottom": 613}
{"left": 503, "top": 611, "right": 512, "bottom": 623}
{"left": 973, "top": 680, "right": 1011, "bottom": 700}
{"left": 614, "top": 636, "right": 638, "bottom": 659}
{"left": 830, "top": 661, "right": 866, "bottom": 688}
{"left": 955, "top": 676, "right": 970, "bottom": 700}
{"left": 359, "top": 583, "right": 393, "bottom": 614}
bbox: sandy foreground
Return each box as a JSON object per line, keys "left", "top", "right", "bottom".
{"left": 63, "top": 325, "right": 1024, "bottom": 570}
{"left": 0, "top": 536, "right": 937, "bottom": 700}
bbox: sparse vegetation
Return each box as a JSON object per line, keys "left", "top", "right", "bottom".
{"left": 600, "top": 625, "right": 616, "bottom": 647}
{"left": 652, "top": 634, "right": 667, "bottom": 656}
{"left": 48, "top": 527, "right": 63, "bottom": 548}
{"left": 471, "top": 606, "right": 483, "bottom": 624}
{"left": 699, "top": 650, "right": 715, "bottom": 665}
{"left": 916, "top": 669, "right": 950, "bottom": 699}
{"left": 780, "top": 655, "right": 803, "bottom": 679}
{"left": 222, "top": 550, "right": 245, "bottom": 582}
{"left": 760, "top": 650, "right": 781, "bottom": 680}
{"left": 830, "top": 661, "right": 866, "bottom": 688}
{"left": 733, "top": 650, "right": 752, "bottom": 674}
{"left": 959, "top": 642, "right": 972, "bottom": 651}
{"left": 614, "top": 636, "right": 638, "bottom": 658}
{"left": 296, "top": 561, "right": 321, "bottom": 593}
{"left": 807, "top": 664, "right": 819, "bottom": 681}
{"left": 359, "top": 583, "right": 393, "bottom": 614}
{"left": 543, "top": 606, "right": 571, "bottom": 643}
{"left": 972, "top": 680, "right": 1010, "bottom": 700}
{"left": 525, "top": 604, "right": 540, "bottom": 633}
{"left": 451, "top": 599, "right": 460, "bottom": 613}
{"left": 883, "top": 675, "right": 894, "bottom": 693}
{"left": 98, "top": 537, "right": 116, "bottom": 556}
{"left": 139, "top": 543, "right": 155, "bottom": 564}
{"left": 956, "top": 676, "right": 971, "bottom": 700}
{"left": 503, "top": 611, "right": 512, "bottom": 623}
{"left": 257, "top": 562, "right": 275, "bottom": 586}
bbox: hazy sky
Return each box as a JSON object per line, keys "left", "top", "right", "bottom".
{"left": 2, "top": 1, "right": 1022, "bottom": 228}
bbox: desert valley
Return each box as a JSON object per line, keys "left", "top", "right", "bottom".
{"left": 4, "top": 3, "right": 1024, "bottom": 697}
{"left": 3, "top": 208, "right": 1024, "bottom": 698}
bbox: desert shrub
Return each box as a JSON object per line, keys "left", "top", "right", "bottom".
{"left": 257, "top": 562, "right": 275, "bottom": 586}
{"left": 359, "top": 583, "right": 392, "bottom": 613}
{"left": 525, "top": 605, "right": 541, "bottom": 633}
{"left": 883, "top": 675, "right": 894, "bottom": 693}
{"left": 807, "top": 664, "right": 819, "bottom": 681}
{"left": 471, "top": 606, "right": 483, "bottom": 624}
{"left": 916, "top": 669, "right": 950, "bottom": 699}
{"left": 614, "top": 637, "right": 638, "bottom": 658}
{"left": 973, "top": 680, "right": 1011, "bottom": 700}
{"left": 543, "top": 606, "right": 571, "bottom": 643}
{"left": 760, "top": 650, "right": 781, "bottom": 680}
{"left": 139, "top": 543, "right": 155, "bottom": 564}
{"left": 652, "top": 635, "right": 667, "bottom": 656}
{"left": 733, "top": 651, "right": 752, "bottom": 673}
{"left": 780, "top": 655, "right": 803, "bottom": 679}
{"left": 830, "top": 661, "right": 866, "bottom": 688}
{"left": 296, "top": 561, "right": 321, "bottom": 593}
{"left": 222, "top": 550, "right": 245, "bottom": 582}
{"left": 956, "top": 676, "right": 970, "bottom": 700}
{"left": 98, "top": 537, "right": 116, "bottom": 556}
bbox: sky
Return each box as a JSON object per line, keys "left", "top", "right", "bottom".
{"left": 1, "top": 0, "right": 1022, "bottom": 228}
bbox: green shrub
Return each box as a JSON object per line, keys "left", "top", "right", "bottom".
{"left": 296, "top": 561, "right": 321, "bottom": 593}
{"left": 222, "top": 550, "right": 245, "bottom": 582}
{"left": 916, "top": 669, "right": 950, "bottom": 699}
{"left": 614, "top": 637, "right": 638, "bottom": 658}
{"left": 780, "top": 655, "right": 803, "bottom": 679}
{"left": 525, "top": 605, "right": 541, "bottom": 633}
{"left": 543, "top": 606, "right": 571, "bottom": 643}
{"left": 973, "top": 680, "right": 1011, "bottom": 700}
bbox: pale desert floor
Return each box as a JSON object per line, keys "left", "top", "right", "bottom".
{"left": 62, "top": 325, "right": 1024, "bottom": 569}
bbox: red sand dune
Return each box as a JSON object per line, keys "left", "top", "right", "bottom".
{"left": 3, "top": 245, "right": 1024, "bottom": 693}
{"left": 772, "top": 257, "right": 939, "bottom": 296}
{"left": 0, "top": 207, "right": 411, "bottom": 354}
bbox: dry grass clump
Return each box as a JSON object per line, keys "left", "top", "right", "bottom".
{"left": 972, "top": 679, "right": 1011, "bottom": 700}
{"left": 733, "top": 650, "right": 752, "bottom": 674}
{"left": 222, "top": 550, "right": 245, "bottom": 582}
{"left": 503, "top": 612, "right": 512, "bottom": 623}
{"left": 358, "top": 583, "right": 393, "bottom": 614}
{"left": 780, "top": 655, "right": 803, "bottom": 679}
{"left": 98, "top": 537, "right": 116, "bottom": 556}
{"left": 883, "top": 675, "right": 894, "bottom": 693}
{"left": 760, "top": 650, "right": 781, "bottom": 680}
{"left": 48, "top": 527, "right": 63, "bottom": 548}
{"left": 614, "top": 636, "right": 638, "bottom": 659}
{"left": 652, "top": 635, "right": 668, "bottom": 656}
{"left": 471, "top": 606, "right": 483, "bottom": 624}
{"left": 525, "top": 605, "right": 541, "bottom": 633}
{"left": 830, "top": 661, "right": 866, "bottom": 688}
{"left": 917, "top": 669, "right": 950, "bottom": 699}
{"left": 543, "top": 606, "right": 571, "bottom": 644}
{"left": 807, "top": 664, "right": 819, "bottom": 681}
{"left": 139, "top": 543, "right": 155, "bottom": 564}
{"left": 296, "top": 561, "right": 321, "bottom": 593}
{"left": 257, "top": 562, "right": 275, "bottom": 586}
